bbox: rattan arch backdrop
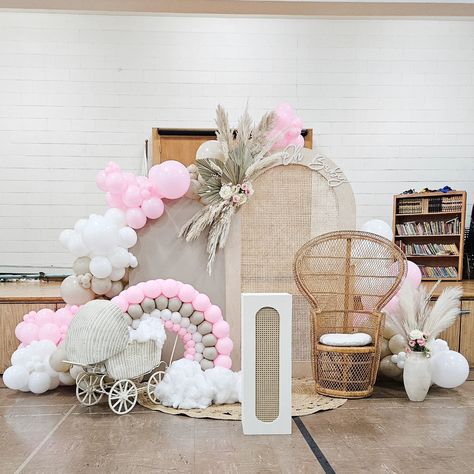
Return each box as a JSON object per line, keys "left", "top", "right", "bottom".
{"left": 293, "top": 231, "right": 407, "bottom": 398}
{"left": 239, "top": 148, "right": 356, "bottom": 376}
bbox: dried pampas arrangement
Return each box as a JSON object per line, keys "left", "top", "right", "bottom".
{"left": 179, "top": 105, "right": 285, "bottom": 274}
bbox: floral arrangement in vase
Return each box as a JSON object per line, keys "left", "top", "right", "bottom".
{"left": 406, "top": 329, "right": 430, "bottom": 356}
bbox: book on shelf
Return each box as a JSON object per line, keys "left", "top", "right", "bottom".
{"left": 417, "top": 265, "right": 458, "bottom": 278}
{"left": 395, "top": 217, "right": 460, "bottom": 236}
{"left": 397, "top": 198, "right": 422, "bottom": 214}
{"left": 396, "top": 241, "right": 459, "bottom": 256}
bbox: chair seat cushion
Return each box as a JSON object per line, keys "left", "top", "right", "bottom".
{"left": 319, "top": 333, "right": 373, "bottom": 347}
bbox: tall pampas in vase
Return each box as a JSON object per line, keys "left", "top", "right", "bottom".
{"left": 386, "top": 281, "right": 462, "bottom": 401}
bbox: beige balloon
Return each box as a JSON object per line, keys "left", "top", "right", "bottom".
{"left": 380, "top": 337, "right": 391, "bottom": 359}
{"left": 105, "top": 280, "right": 124, "bottom": 299}
{"left": 383, "top": 318, "right": 399, "bottom": 339}
{"left": 389, "top": 334, "right": 407, "bottom": 355}
{"left": 49, "top": 348, "right": 71, "bottom": 373}
{"left": 379, "top": 355, "right": 403, "bottom": 378}
{"left": 91, "top": 277, "right": 113, "bottom": 296}
{"left": 60, "top": 275, "right": 95, "bottom": 305}
{"left": 72, "top": 256, "right": 91, "bottom": 276}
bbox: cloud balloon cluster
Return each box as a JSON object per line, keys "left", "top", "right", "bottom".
{"left": 3, "top": 340, "right": 75, "bottom": 394}
{"left": 155, "top": 359, "right": 241, "bottom": 409}
{"left": 270, "top": 103, "right": 304, "bottom": 150}
{"left": 96, "top": 160, "right": 190, "bottom": 229}
{"left": 59, "top": 208, "right": 138, "bottom": 304}
{"left": 15, "top": 305, "right": 79, "bottom": 346}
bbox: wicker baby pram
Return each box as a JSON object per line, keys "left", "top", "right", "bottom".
{"left": 64, "top": 300, "right": 166, "bottom": 415}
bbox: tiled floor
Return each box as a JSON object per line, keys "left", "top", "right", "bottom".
{"left": 1, "top": 377, "right": 473, "bottom": 474}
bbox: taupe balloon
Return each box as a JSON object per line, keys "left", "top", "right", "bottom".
{"left": 123, "top": 314, "right": 133, "bottom": 326}
{"left": 380, "top": 337, "right": 391, "bottom": 359}
{"left": 73, "top": 256, "right": 91, "bottom": 275}
{"left": 168, "top": 297, "right": 182, "bottom": 312}
{"left": 128, "top": 304, "right": 143, "bottom": 320}
{"left": 49, "top": 348, "right": 71, "bottom": 373}
{"left": 105, "top": 280, "right": 124, "bottom": 299}
{"left": 91, "top": 277, "right": 112, "bottom": 296}
{"left": 141, "top": 298, "right": 156, "bottom": 313}
{"left": 379, "top": 355, "right": 402, "bottom": 378}
{"left": 60, "top": 275, "right": 95, "bottom": 305}
{"left": 383, "top": 318, "right": 399, "bottom": 339}
{"left": 198, "top": 321, "right": 212, "bottom": 335}
{"left": 388, "top": 334, "right": 406, "bottom": 355}
{"left": 180, "top": 303, "right": 194, "bottom": 318}
{"left": 203, "top": 347, "right": 218, "bottom": 361}
{"left": 190, "top": 311, "right": 204, "bottom": 326}
{"left": 200, "top": 359, "right": 214, "bottom": 370}
{"left": 155, "top": 296, "right": 169, "bottom": 310}
{"left": 202, "top": 334, "right": 217, "bottom": 347}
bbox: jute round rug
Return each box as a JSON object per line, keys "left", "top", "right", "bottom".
{"left": 138, "top": 378, "right": 346, "bottom": 420}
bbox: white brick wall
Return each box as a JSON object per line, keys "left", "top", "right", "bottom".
{"left": 0, "top": 12, "right": 473, "bottom": 272}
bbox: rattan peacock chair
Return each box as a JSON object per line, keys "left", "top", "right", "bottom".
{"left": 293, "top": 231, "right": 407, "bottom": 398}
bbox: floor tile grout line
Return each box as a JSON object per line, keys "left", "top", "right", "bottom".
{"left": 14, "top": 404, "right": 76, "bottom": 474}
{"left": 293, "top": 416, "right": 336, "bottom": 474}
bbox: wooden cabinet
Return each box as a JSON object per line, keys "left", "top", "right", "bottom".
{"left": 460, "top": 299, "right": 474, "bottom": 366}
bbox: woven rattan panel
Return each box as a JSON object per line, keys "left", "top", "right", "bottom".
{"left": 241, "top": 164, "right": 341, "bottom": 366}
{"left": 255, "top": 307, "right": 280, "bottom": 422}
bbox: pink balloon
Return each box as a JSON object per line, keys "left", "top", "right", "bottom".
{"left": 406, "top": 261, "right": 422, "bottom": 288}
{"left": 212, "top": 320, "right": 230, "bottom": 338}
{"left": 185, "top": 339, "right": 195, "bottom": 348}
{"left": 142, "top": 197, "right": 164, "bottom": 219}
{"left": 178, "top": 284, "right": 197, "bottom": 303}
{"left": 111, "top": 295, "right": 128, "bottom": 312}
{"left": 187, "top": 347, "right": 196, "bottom": 355}
{"left": 106, "top": 192, "right": 125, "bottom": 209}
{"left": 106, "top": 172, "right": 125, "bottom": 193}
{"left": 185, "top": 354, "right": 194, "bottom": 360}
{"left": 216, "top": 337, "right": 233, "bottom": 355}
{"left": 123, "top": 185, "right": 143, "bottom": 208}
{"left": 172, "top": 323, "right": 180, "bottom": 332}
{"left": 164, "top": 320, "right": 173, "bottom": 329}
{"left": 143, "top": 280, "right": 162, "bottom": 298}
{"left": 382, "top": 295, "right": 400, "bottom": 314}
{"left": 148, "top": 161, "right": 190, "bottom": 200}
{"left": 214, "top": 355, "right": 232, "bottom": 369}
{"left": 179, "top": 328, "right": 187, "bottom": 336}
{"left": 36, "top": 308, "right": 54, "bottom": 325}
{"left": 192, "top": 293, "right": 211, "bottom": 312}
{"left": 125, "top": 286, "right": 144, "bottom": 304}
{"left": 183, "top": 333, "right": 192, "bottom": 343}
{"left": 96, "top": 170, "right": 108, "bottom": 191}
{"left": 204, "top": 305, "right": 222, "bottom": 324}
{"left": 162, "top": 279, "right": 179, "bottom": 298}
{"left": 126, "top": 208, "right": 147, "bottom": 229}
{"left": 15, "top": 322, "right": 38, "bottom": 344}
{"left": 38, "top": 323, "right": 61, "bottom": 345}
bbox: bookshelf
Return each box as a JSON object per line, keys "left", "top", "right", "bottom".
{"left": 393, "top": 191, "right": 467, "bottom": 281}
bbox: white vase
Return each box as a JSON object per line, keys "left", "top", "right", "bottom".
{"left": 403, "top": 352, "right": 431, "bottom": 402}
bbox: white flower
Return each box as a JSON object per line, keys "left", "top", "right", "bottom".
{"left": 219, "top": 185, "right": 233, "bottom": 200}
{"left": 409, "top": 329, "right": 424, "bottom": 340}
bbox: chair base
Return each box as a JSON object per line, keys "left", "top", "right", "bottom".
{"left": 315, "top": 384, "right": 374, "bottom": 399}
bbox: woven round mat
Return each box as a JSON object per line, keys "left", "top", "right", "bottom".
{"left": 137, "top": 378, "right": 346, "bottom": 420}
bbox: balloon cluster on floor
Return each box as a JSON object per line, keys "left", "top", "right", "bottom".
{"left": 59, "top": 160, "right": 190, "bottom": 305}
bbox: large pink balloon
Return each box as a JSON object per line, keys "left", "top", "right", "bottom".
{"left": 148, "top": 161, "right": 190, "bottom": 200}
{"left": 126, "top": 208, "right": 147, "bottom": 229}
{"left": 142, "top": 197, "right": 164, "bottom": 219}
{"left": 382, "top": 295, "right": 399, "bottom": 314}
{"left": 406, "top": 261, "right": 422, "bottom": 288}
{"left": 123, "top": 185, "right": 143, "bottom": 208}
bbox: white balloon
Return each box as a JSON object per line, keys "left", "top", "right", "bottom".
{"left": 74, "top": 218, "right": 88, "bottom": 232}
{"left": 104, "top": 208, "right": 126, "bottom": 227}
{"left": 70, "top": 365, "right": 85, "bottom": 381}
{"left": 361, "top": 219, "right": 393, "bottom": 241}
{"left": 58, "top": 371, "right": 76, "bottom": 386}
{"left": 48, "top": 375, "right": 60, "bottom": 390}
{"left": 118, "top": 226, "right": 137, "bottom": 248}
{"left": 109, "top": 267, "right": 126, "bottom": 282}
{"left": 196, "top": 140, "right": 224, "bottom": 161}
{"left": 59, "top": 229, "right": 74, "bottom": 248}
{"left": 89, "top": 256, "right": 113, "bottom": 278}
{"left": 429, "top": 338, "right": 449, "bottom": 356}
{"left": 129, "top": 254, "right": 138, "bottom": 268}
{"left": 82, "top": 216, "right": 119, "bottom": 254}
{"left": 28, "top": 371, "right": 51, "bottom": 394}
{"left": 431, "top": 350, "right": 469, "bottom": 389}
{"left": 67, "top": 233, "right": 89, "bottom": 257}
{"left": 3, "top": 366, "right": 29, "bottom": 390}
{"left": 109, "top": 247, "right": 130, "bottom": 268}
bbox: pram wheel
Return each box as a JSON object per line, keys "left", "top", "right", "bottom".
{"left": 76, "top": 373, "right": 103, "bottom": 406}
{"left": 108, "top": 379, "right": 138, "bottom": 415}
{"left": 146, "top": 370, "right": 165, "bottom": 404}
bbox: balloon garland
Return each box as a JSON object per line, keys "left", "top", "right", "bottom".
{"left": 111, "top": 279, "right": 233, "bottom": 370}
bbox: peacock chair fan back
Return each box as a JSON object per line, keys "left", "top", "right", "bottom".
{"left": 293, "top": 231, "right": 407, "bottom": 398}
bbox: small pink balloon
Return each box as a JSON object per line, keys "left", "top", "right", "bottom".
{"left": 143, "top": 280, "right": 162, "bottom": 298}
{"left": 192, "top": 293, "right": 211, "bottom": 312}
{"left": 60, "top": 324, "right": 68, "bottom": 334}
{"left": 178, "top": 284, "right": 197, "bottom": 303}
{"left": 216, "top": 337, "right": 233, "bottom": 355}
{"left": 172, "top": 323, "right": 180, "bottom": 332}
{"left": 212, "top": 320, "right": 230, "bottom": 338}
{"left": 15, "top": 322, "right": 38, "bottom": 344}
{"left": 185, "top": 354, "right": 194, "bottom": 360}
{"left": 185, "top": 340, "right": 195, "bottom": 348}
{"left": 187, "top": 347, "right": 196, "bottom": 355}
{"left": 406, "top": 261, "right": 422, "bottom": 288}
{"left": 162, "top": 279, "right": 179, "bottom": 298}
{"left": 164, "top": 320, "right": 173, "bottom": 329}
{"left": 106, "top": 172, "right": 125, "bottom": 193}
{"left": 123, "top": 185, "right": 143, "bottom": 208}
{"left": 178, "top": 328, "right": 187, "bottom": 336}
{"left": 126, "top": 208, "right": 147, "bottom": 229}
{"left": 148, "top": 161, "right": 190, "bottom": 200}
{"left": 96, "top": 170, "right": 108, "bottom": 191}
{"left": 183, "top": 333, "right": 192, "bottom": 343}
{"left": 111, "top": 295, "right": 128, "bottom": 312}
{"left": 106, "top": 192, "right": 125, "bottom": 209}
{"left": 204, "top": 305, "right": 222, "bottom": 324}
{"left": 125, "top": 286, "right": 144, "bottom": 304}
{"left": 214, "top": 355, "right": 232, "bottom": 369}
{"left": 142, "top": 197, "right": 164, "bottom": 219}
{"left": 38, "top": 323, "right": 61, "bottom": 345}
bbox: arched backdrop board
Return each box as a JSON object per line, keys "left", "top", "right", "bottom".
{"left": 239, "top": 148, "right": 356, "bottom": 376}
